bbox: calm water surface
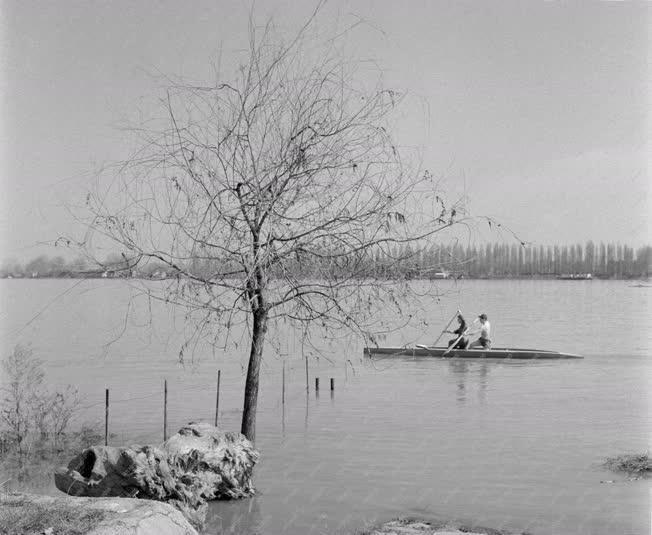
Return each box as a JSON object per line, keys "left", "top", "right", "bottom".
{"left": 0, "top": 279, "right": 650, "bottom": 535}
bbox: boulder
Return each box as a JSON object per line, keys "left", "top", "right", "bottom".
{"left": 54, "top": 423, "right": 259, "bottom": 528}
{"left": 55, "top": 444, "right": 176, "bottom": 500}
{"left": 0, "top": 493, "right": 197, "bottom": 535}
{"left": 163, "top": 422, "right": 259, "bottom": 499}
{"left": 54, "top": 443, "right": 207, "bottom": 527}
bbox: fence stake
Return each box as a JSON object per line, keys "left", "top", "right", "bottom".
{"left": 104, "top": 388, "right": 109, "bottom": 446}
{"left": 305, "top": 356, "right": 309, "bottom": 394}
{"left": 163, "top": 379, "right": 168, "bottom": 442}
{"left": 214, "top": 370, "right": 221, "bottom": 427}
{"left": 282, "top": 361, "right": 286, "bottom": 405}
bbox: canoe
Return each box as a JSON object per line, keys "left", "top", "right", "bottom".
{"left": 364, "top": 346, "right": 582, "bottom": 359}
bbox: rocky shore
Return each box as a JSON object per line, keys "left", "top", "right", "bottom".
{"left": 54, "top": 422, "right": 258, "bottom": 528}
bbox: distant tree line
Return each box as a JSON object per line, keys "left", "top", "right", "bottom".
{"left": 0, "top": 253, "right": 169, "bottom": 279}
{"left": 2, "top": 241, "right": 651, "bottom": 280}
{"left": 170, "top": 241, "right": 651, "bottom": 280}
{"left": 336, "top": 241, "right": 652, "bottom": 279}
{"left": 455, "top": 241, "right": 652, "bottom": 279}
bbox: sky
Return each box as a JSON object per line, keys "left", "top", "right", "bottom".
{"left": 0, "top": 0, "right": 650, "bottom": 263}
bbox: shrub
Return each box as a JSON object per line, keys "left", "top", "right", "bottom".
{"left": 77, "top": 424, "right": 103, "bottom": 449}
{"left": 0, "top": 345, "right": 80, "bottom": 455}
{"left": 0, "top": 345, "right": 44, "bottom": 452}
{"left": 50, "top": 386, "right": 81, "bottom": 450}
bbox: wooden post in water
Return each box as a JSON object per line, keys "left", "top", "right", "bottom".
{"left": 214, "top": 370, "right": 221, "bottom": 427}
{"left": 282, "top": 361, "right": 286, "bottom": 405}
{"left": 315, "top": 377, "right": 320, "bottom": 391}
{"left": 305, "top": 356, "right": 309, "bottom": 394}
{"left": 330, "top": 378, "right": 334, "bottom": 391}
{"left": 163, "top": 379, "right": 168, "bottom": 442}
{"left": 104, "top": 389, "right": 109, "bottom": 446}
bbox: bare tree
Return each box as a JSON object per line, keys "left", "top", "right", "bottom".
{"left": 78, "top": 19, "right": 466, "bottom": 442}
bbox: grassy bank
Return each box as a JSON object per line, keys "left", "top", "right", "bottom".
{"left": 0, "top": 494, "right": 106, "bottom": 535}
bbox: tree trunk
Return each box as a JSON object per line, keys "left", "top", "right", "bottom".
{"left": 240, "top": 307, "right": 268, "bottom": 443}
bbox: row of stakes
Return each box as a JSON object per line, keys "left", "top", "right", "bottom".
{"left": 102, "top": 365, "right": 336, "bottom": 446}
{"left": 314, "top": 377, "right": 335, "bottom": 391}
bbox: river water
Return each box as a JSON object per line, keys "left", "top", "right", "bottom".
{"left": 0, "top": 279, "right": 650, "bottom": 535}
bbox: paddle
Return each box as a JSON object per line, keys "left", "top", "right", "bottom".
{"left": 442, "top": 328, "right": 468, "bottom": 356}
{"left": 416, "top": 309, "right": 464, "bottom": 350}
{"left": 442, "top": 316, "right": 480, "bottom": 355}
{"left": 431, "top": 309, "right": 460, "bottom": 348}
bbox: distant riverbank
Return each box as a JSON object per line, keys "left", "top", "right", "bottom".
{"left": 1, "top": 272, "right": 649, "bottom": 281}
{"left": 2, "top": 241, "right": 651, "bottom": 281}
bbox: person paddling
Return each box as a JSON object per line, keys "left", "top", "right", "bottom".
{"left": 468, "top": 313, "right": 491, "bottom": 349}
{"left": 445, "top": 313, "right": 469, "bottom": 349}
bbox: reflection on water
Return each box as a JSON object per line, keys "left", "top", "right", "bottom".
{"left": 281, "top": 402, "right": 285, "bottom": 438}
{"left": 447, "top": 359, "right": 490, "bottom": 404}
{"left": 478, "top": 361, "right": 488, "bottom": 403}
{"left": 0, "top": 279, "right": 650, "bottom": 535}
{"left": 205, "top": 496, "right": 262, "bottom": 535}
{"left": 449, "top": 359, "right": 469, "bottom": 403}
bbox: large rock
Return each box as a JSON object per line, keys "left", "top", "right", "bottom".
{"left": 54, "top": 443, "right": 207, "bottom": 527}
{"left": 55, "top": 444, "right": 180, "bottom": 500}
{"left": 54, "top": 423, "right": 259, "bottom": 527}
{"left": 163, "top": 422, "right": 259, "bottom": 499}
{"left": 0, "top": 493, "right": 197, "bottom": 535}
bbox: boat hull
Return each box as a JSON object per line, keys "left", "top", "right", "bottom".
{"left": 364, "top": 346, "right": 582, "bottom": 359}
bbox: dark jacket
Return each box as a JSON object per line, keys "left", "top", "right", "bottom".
{"left": 453, "top": 318, "right": 467, "bottom": 336}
